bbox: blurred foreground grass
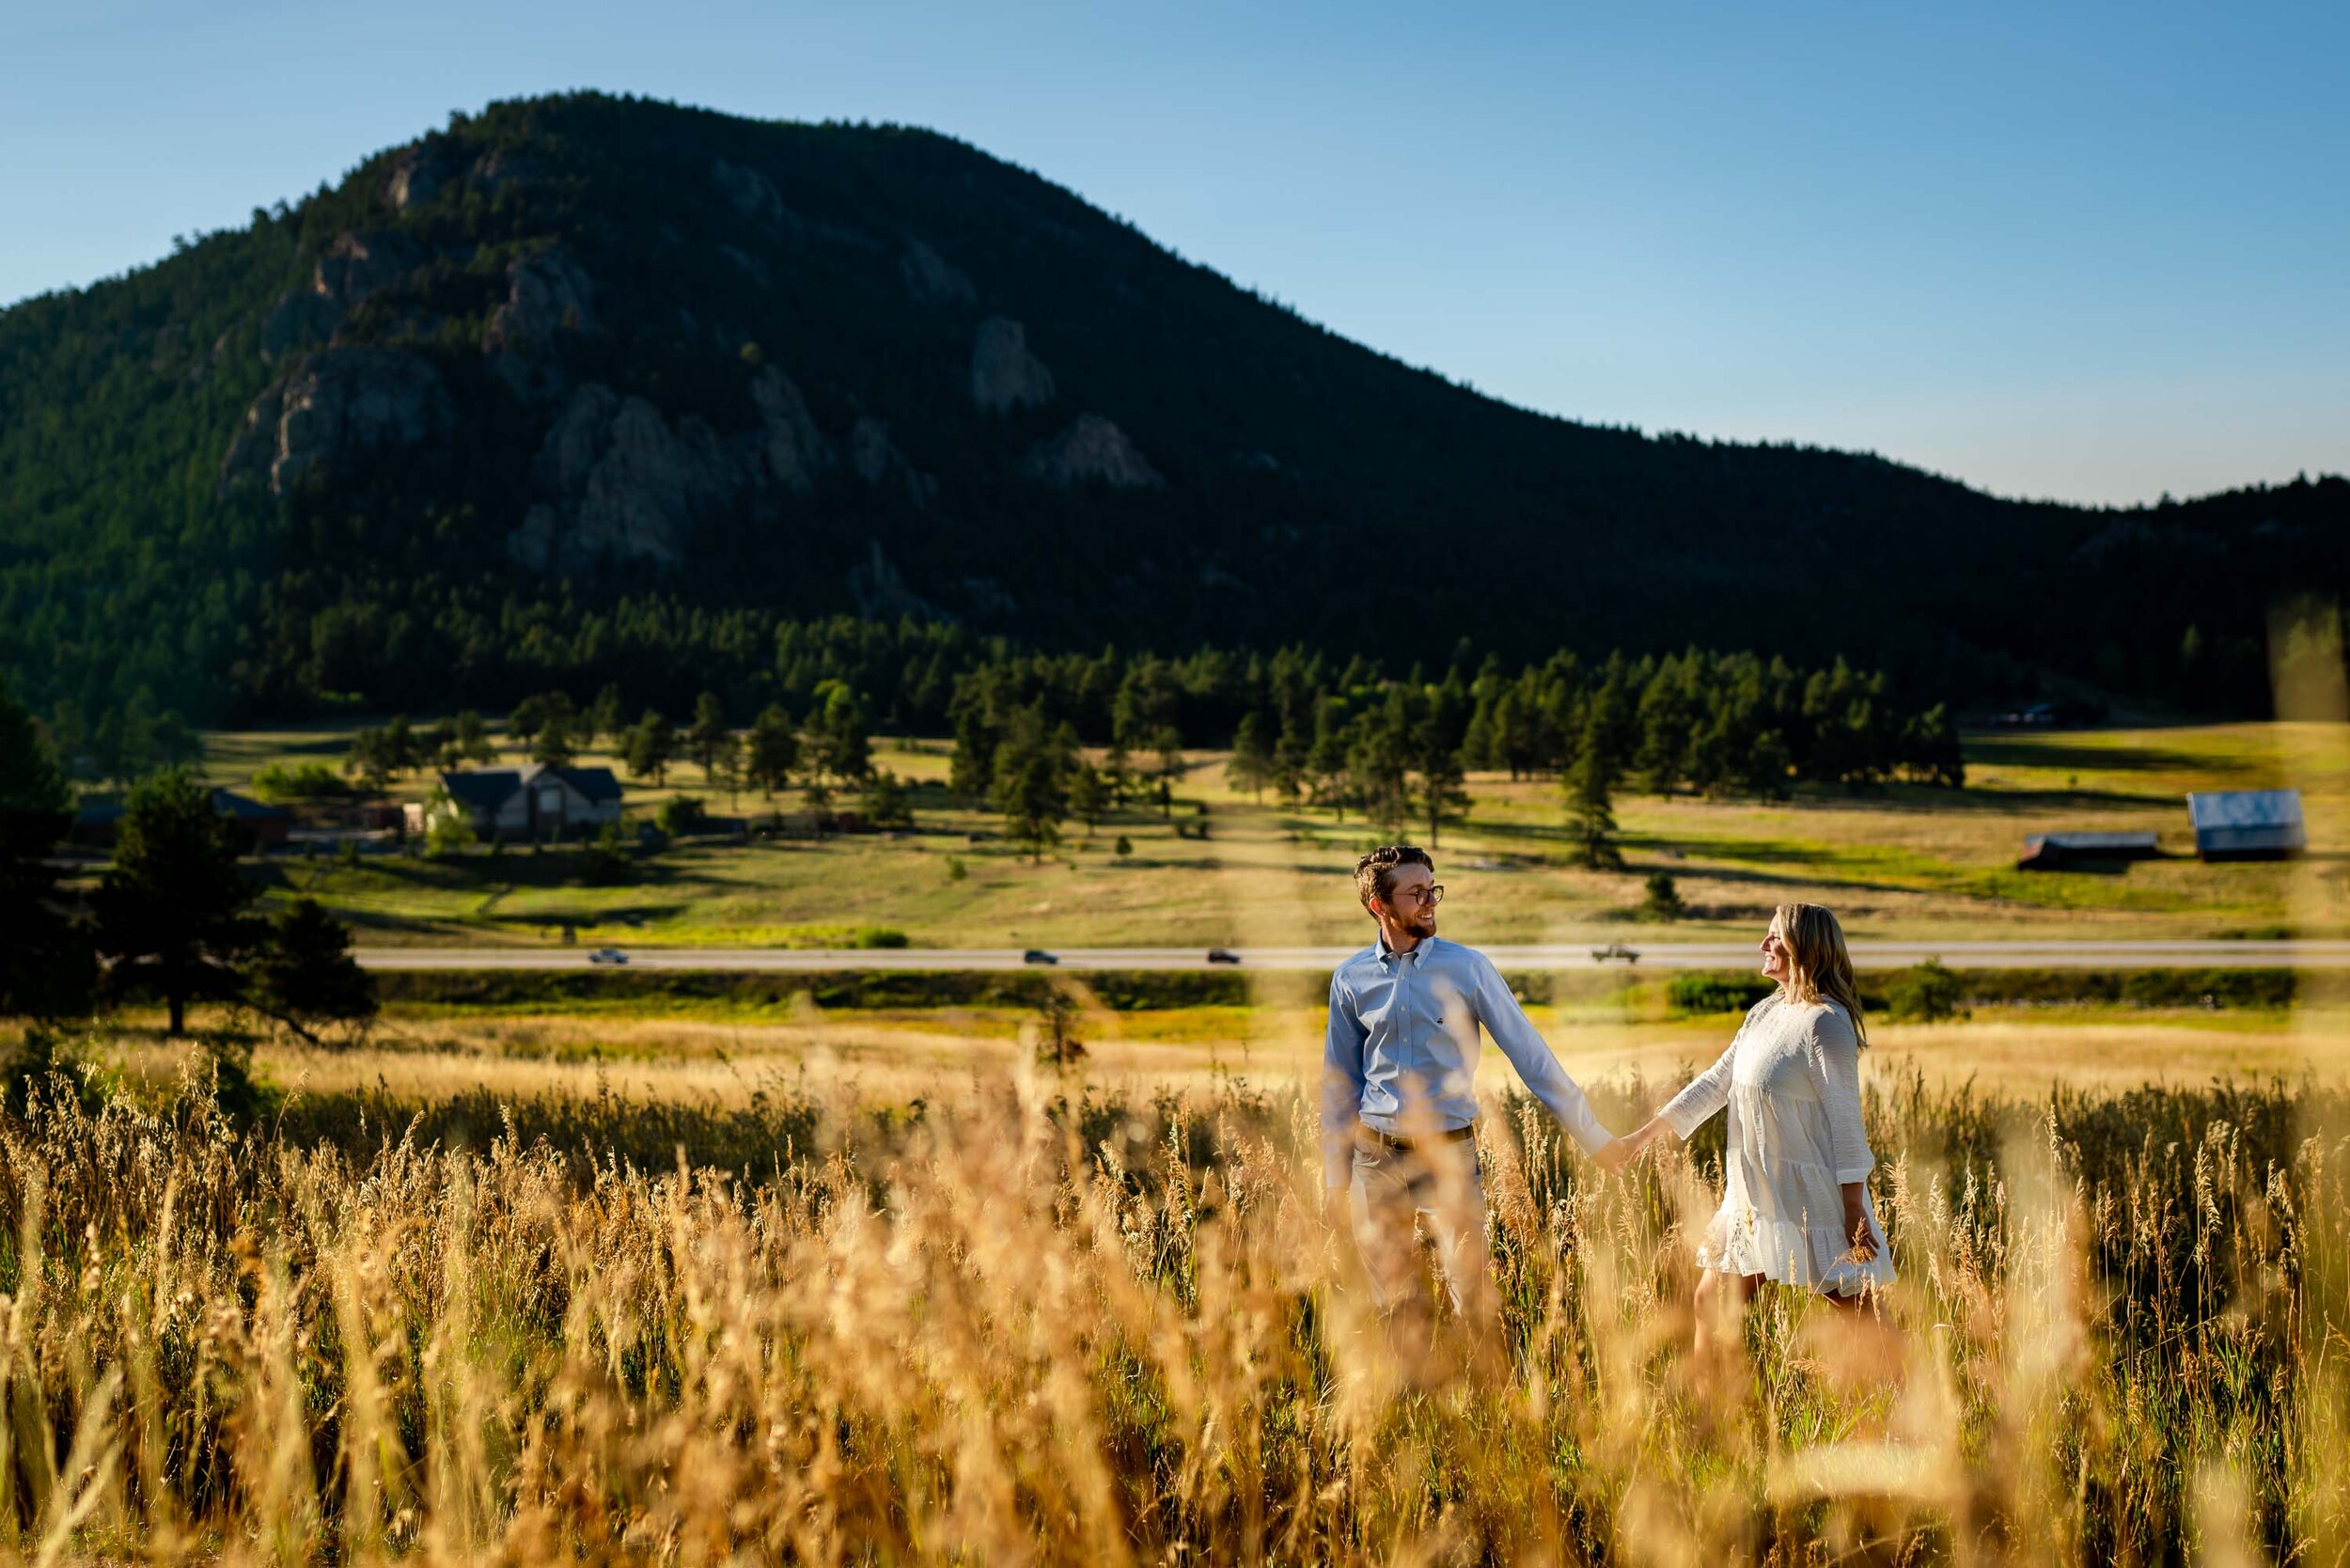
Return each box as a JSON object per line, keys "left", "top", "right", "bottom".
{"left": 0, "top": 1042, "right": 2345, "bottom": 1561}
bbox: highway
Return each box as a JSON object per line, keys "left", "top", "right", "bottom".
{"left": 354, "top": 940, "right": 2350, "bottom": 973}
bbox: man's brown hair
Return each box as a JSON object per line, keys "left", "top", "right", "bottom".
{"left": 1355, "top": 844, "right": 1434, "bottom": 913}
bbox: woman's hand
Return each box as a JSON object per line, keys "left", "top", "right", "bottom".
{"left": 1841, "top": 1183, "right": 1876, "bottom": 1263}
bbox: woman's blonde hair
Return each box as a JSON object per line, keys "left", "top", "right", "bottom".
{"left": 1774, "top": 902, "right": 1869, "bottom": 1046}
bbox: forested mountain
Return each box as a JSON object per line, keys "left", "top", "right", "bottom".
{"left": 2, "top": 90, "right": 2341, "bottom": 740}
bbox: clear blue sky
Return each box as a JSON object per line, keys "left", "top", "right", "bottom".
{"left": 8, "top": 1, "right": 2344, "bottom": 506}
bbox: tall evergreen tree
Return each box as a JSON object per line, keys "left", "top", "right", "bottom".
{"left": 1564, "top": 738, "right": 1622, "bottom": 870}
{"left": 745, "top": 705, "right": 799, "bottom": 798}
{"left": 992, "top": 708, "right": 1071, "bottom": 862}
{"left": 816, "top": 682, "right": 872, "bottom": 783}
{"left": 688, "top": 692, "right": 731, "bottom": 780}
{"left": 533, "top": 712, "right": 577, "bottom": 770}
{"left": 92, "top": 770, "right": 263, "bottom": 1037}
{"left": 1069, "top": 760, "right": 1109, "bottom": 836}
{"left": 587, "top": 683, "right": 627, "bottom": 751}
{"left": 0, "top": 680, "right": 94, "bottom": 1025}
{"left": 624, "top": 709, "right": 677, "bottom": 785}
{"left": 1228, "top": 712, "right": 1275, "bottom": 800}
{"left": 249, "top": 898, "right": 378, "bottom": 1044}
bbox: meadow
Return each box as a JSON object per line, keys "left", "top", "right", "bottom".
{"left": 1, "top": 1034, "right": 2345, "bottom": 1563}
{"left": 13, "top": 718, "right": 2342, "bottom": 1560}
{"left": 194, "top": 720, "right": 2350, "bottom": 949}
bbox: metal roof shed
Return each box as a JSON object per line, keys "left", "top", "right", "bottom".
{"left": 2017, "top": 831, "right": 2161, "bottom": 870}
{"left": 2186, "top": 790, "right": 2307, "bottom": 861}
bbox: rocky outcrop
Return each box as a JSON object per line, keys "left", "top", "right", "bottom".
{"left": 900, "top": 239, "right": 975, "bottom": 305}
{"left": 969, "top": 316, "right": 1055, "bottom": 414}
{"left": 485, "top": 250, "right": 596, "bottom": 402}
{"left": 258, "top": 229, "right": 427, "bottom": 361}
{"left": 222, "top": 349, "right": 453, "bottom": 495}
{"left": 258, "top": 292, "right": 338, "bottom": 362}
{"left": 314, "top": 230, "right": 423, "bottom": 309}
{"left": 1024, "top": 415, "right": 1162, "bottom": 491}
{"left": 470, "top": 149, "right": 544, "bottom": 194}
{"left": 848, "top": 418, "right": 936, "bottom": 507}
{"left": 748, "top": 367, "right": 829, "bottom": 493}
{"left": 713, "top": 157, "right": 791, "bottom": 227}
{"left": 382, "top": 142, "right": 458, "bottom": 211}
{"left": 506, "top": 384, "right": 737, "bottom": 573}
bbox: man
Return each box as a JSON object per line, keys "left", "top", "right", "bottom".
{"left": 1324, "top": 845, "right": 1621, "bottom": 1339}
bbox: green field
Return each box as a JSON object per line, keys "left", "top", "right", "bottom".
{"left": 193, "top": 719, "right": 2350, "bottom": 948}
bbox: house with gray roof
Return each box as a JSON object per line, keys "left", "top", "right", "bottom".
{"left": 413, "top": 764, "right": 624, "bottom": 840}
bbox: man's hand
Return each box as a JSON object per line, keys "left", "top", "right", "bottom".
{"left": 1322, "top": 1186, "right": 1353, "bottom": 1232}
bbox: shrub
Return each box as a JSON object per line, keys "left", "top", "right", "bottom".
{"left": 249, "top": 760, "right": 349, "bottom": 801}
{"left": 1668, "top": 973, "right": 1774, "bottom": 1014}
{"left": 657, "top": 795, "right": 710, "bottom": 835}
{"left": 855, "top": 927, "right": 910, "bottom": 949}
{"left": 1886, "top": 958, "right": 1966, "bottom": 1022}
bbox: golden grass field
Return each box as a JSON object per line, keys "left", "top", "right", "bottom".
{"left": 11, "top": 720, "right": 2344, "bottom": 1560}
{"left": 193, "top": 720, "right": 2350, "bottom": 948}
{"left": 3, "top": 1027, "right": 2347, "bottom": 1563}
{"left": 89, "top": 996, "right": 2350, "bottom": 1113}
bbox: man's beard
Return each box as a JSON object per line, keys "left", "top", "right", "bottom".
{"left": 1407, "top": 910, "right": 1437, "bottom": 939}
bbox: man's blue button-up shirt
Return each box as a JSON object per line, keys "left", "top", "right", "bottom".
{"left": 1323, "top": 933, "right": 1615, "bottom": 1190}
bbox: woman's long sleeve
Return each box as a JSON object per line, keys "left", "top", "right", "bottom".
{"left": 1659, "top": 1035, "right": 1740, "bottom": 1139}
{"left": 1802, "top": 1005, "right": 1874, "bottom": 1183}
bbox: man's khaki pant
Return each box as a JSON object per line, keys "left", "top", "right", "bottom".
{"left": 1348, "top": 1129, "right": 1496, "bottom": 1348}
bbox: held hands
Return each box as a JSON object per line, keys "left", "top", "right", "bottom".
{"left": 1595, "top": 1117, "right": 1674, "bottom": 1172}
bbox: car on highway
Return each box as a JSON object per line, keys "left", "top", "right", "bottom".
{"left": 1589, "top": 943, "right": 1641, "bottom": 964}
{"left": 588, "top": 948, "right": 630, "bottom": 965}
{"left": 1206, "top": 948, "right": 1242, "bottom": 964}
{"left": 1023, "top": 949, "right": 1058, "bottom": 965}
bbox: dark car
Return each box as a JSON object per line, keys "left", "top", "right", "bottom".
{"left": 1589, "top": 943, "right": 1641, "bottom": 964}
{"left": 1205, "top": 948, "right": 1242, "bottom": 964}
{"left": 588, "top": 948, "right": 630, "bottom": 965}
{"left": 1023, "top": 949, "right": 1058, "bottom": 965}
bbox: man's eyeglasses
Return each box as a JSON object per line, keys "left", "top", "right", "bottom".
{"left": 1393, "top": 884, "right": 1444, "bottom": 907}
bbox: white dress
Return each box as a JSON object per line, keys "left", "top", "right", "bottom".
{"left": 1659, "top": 992, "right": 1893, "bottom": 1295}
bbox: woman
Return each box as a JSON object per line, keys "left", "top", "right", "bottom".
{"left": 1616, "top": 902, "right": 1891, "bottom": 1344}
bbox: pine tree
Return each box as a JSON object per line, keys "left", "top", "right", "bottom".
{"left": 533, "top": 712, "right": 577, "bottom": 770}
{"left": 249, "top": 898, "right": 378, "bottom": 1044}
{"left": 992, "top": 707, "right": 1071, "bottom": 862}
{"left": 451, "top": 710, "right": 495, "bottom": 765}
{"left": 1228, "top": 712, "right": 1275, "bottom": 799}
{"left": 816, "top": 682, "right": 872, "bottom": 783}
{"left": 688, "top": 692, "right": 730, "bottom": 780}
{"left": 588, "top": 683, "right": 627, "bottom": 750}
{"left": 0, "top": 680, "right": 94, "bottom": 1024}
{"left": 1272, "top": 715, "right": 1309, "bottom": 804}
{"left": 92, "top": 770, "right": 263, "bottom": 1036}
{"left": 1152, "top": 725, "right": 1185, "bottom": 818}
{"left": 624, "top": 710, "right": 676, "bottom": 785}
{"left": 1069, "top": 761, "right": 1109, "bottom": 835}
{"left": 746, "top": 705, "right": 799, "bottom": 797}
{"left": 862, "top": 768, "right": 915, "bottom": 831}
{"left": 1564, "top": 742, "right": 1622, "bottom": 870}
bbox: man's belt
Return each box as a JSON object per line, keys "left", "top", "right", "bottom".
{"left": 1355, "top": 1122, "right": 1478, "bottom": 1156}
